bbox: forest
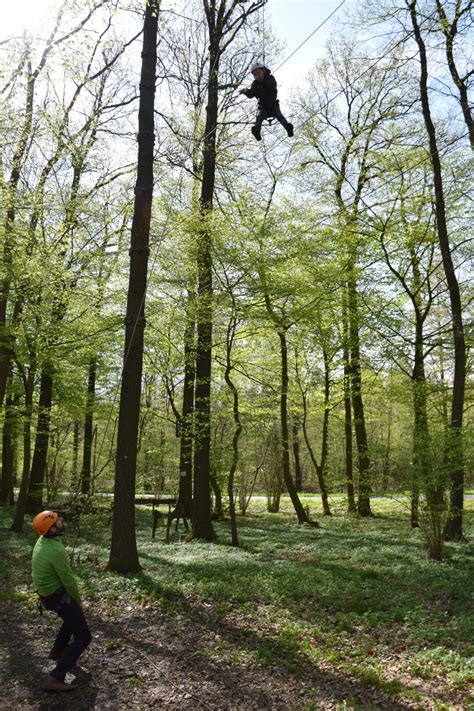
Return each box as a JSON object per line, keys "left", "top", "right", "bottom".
{"left": 0, "top": 0, "right": 473, "bottom": 708}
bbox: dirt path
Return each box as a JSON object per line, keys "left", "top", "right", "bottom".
{"left": 0, "top": 600, "right": 426, "bottom": 711}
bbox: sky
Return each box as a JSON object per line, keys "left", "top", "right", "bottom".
{"left": 0, "top": 0, "right": 349, "bottom": 136}
{"left": 1, "top": 0, "right": 346, "bottom": 91}
{"left": 266, "top": 0, "right": 346, "bottom": 95}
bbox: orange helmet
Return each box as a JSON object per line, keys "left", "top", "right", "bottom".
{"left": 32, "top": 510, "right": 58, "bottom": 536}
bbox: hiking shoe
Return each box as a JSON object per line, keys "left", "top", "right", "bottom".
{"left": 251, "top": 126, "right": 262, "bottom": 141}
{"left": 287, "top": 123, "right": 294, "bottom": 138}
{"left": 41, "top": 675, "right": 77, "bottom": 692}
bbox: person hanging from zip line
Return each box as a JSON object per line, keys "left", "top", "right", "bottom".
{"left": 239, "top": 63, "right": 293, "bottom": 141}
{"left": 31, "top": 510, "right": 92, "bottom": 692}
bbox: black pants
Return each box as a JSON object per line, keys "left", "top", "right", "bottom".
{"left": 255, "top": 102, "right": 290, "bottom": 131}
{"left": 42, "top": 589, "right": 91, "bottom": 681}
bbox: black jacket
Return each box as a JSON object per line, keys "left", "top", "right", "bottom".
{"left": 244, "top": 69, "right": 278, "bottom": 113}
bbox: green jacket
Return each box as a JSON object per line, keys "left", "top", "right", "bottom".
{"left": 32, "top": 536, "right": 81, "bottom": 604}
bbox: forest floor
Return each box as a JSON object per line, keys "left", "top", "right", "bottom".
{"left": 0, "top": 495, "right": 473, "bottom": 710}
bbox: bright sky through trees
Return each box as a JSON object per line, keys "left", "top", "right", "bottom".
{"left": 3, "top": 0, "right": 56, "bottom": 36}
{"left": 1, "top": 0, "right": 343, "bottom": 101}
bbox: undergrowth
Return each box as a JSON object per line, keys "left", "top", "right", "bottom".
{"left": 1, "top": 494, "right": 473, "bottom": 707}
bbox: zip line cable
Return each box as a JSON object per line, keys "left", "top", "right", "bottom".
{"left": 198, "top": 0, "right": 348, "bottom": 147}
{"left": 200, "top": 2, "right": 440, "bottom": 162}
{"left": 229, "top": 4, "right": 444, "bottom": 189}
{"left": 71, "top": 3, "right": 466, "bottom": 503}
{"left": 273, "top": 0, "right": 346, "bottom": 74}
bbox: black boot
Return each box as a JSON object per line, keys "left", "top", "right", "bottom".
{"left": 287, "top": 123, "right": 294, "bottom": 138}
{"left": 48, "top": 645, "right": 69, "bottom": 661}
{"left": 41, "top": 675, "right": 76, "bottom": 692}
{"left": 251, "top": 125, "right": 262, "bottom": 141}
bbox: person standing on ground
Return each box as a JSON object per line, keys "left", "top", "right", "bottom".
{"left": 31, "top": 510, "right": 91, "bottom": 692}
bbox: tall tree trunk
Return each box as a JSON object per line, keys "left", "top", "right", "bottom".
{"left": 226, "top": 416, "right": 241, "bottom": 547}
{"left": 224, "top": 312, "right": 242, "bottom": 547}
{"left": 318, "top": 347, "right": 332, "bottom": 516}
{"left": 71, "top": 421, "right": 80, "bottom": 488}
{"left": 300, "top": 392, "right": 331, "bottom": 517}
{"left": 382, "top": 403, "right": 392, "bottom": 493}
{"left": 410, "top": 250, "right": 427, "bottom": 530}
{"left": 292, "top": 420, "right": 303, "bottom": 492}
{"left": 1, "top": 385, "right": 16, "bottom": 505}
{"left": 192, "top": 36, "right": 220, "bottom": 541}
{"left": 0, "top": 54, "right": 36, "bottom": 410}
{"left": 178, "top": 296, "right": 195, "bottom": 518}
{"left": 347, "top": 274, "right": 372, "bottom": 517}
{"left": 344, "top": 368, "right": 356, "bottom": 513}
{"left": 412, "top": 327, "right": 431, "bottom": 494}
{"left": 25, "top": 366, "right": 54, "bottom": 514}
{"left": 279, "top": 331, "right": 315, "bottom": 525}
{"left": 411, "top": 321, "right": 445, "bottom": 558}
{"left": 10, "top": 355, "right": 36, "bottom": 532}
{"left": 208, "top": 467, "right": 222, "bottom": 519}
{"left": 0, "top": 27, "right": 64, "bottom": 407}
{"left": 192, "top": 0, "right": 265, "bottom": 538}
{"left": 80, "top": 355, "right": 96, "bottom": 496}
{"left": 342, "top": 292, "right": 356, "bottom": 513}
{"left": 409, "top": 1, "right": 466, "bottom": 541}
{"left": 108, "top": 0, "right": 159, "bottom": 573}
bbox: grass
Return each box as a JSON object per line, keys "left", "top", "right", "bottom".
{"left": 1, "top": 493, "right": 473, "bottom": 708}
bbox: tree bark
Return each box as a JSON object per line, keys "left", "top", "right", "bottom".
{"left": 408, "top": 0, "right": 466, "bottom": 541}
{"left": 80, "top": 355, "right": 96, "bottom": 496}
{"left": 25, "top": 366, "right": 54, "bottom": 514}
{"left": 342, "top": 291, "right": 356, "bottom": 513}
{"left": 209, "top": 468, "right": 223, "bottom": 519}
{"left": 10, "top": 352, "right": 36, "bottom": 532}
{"left": 224, "top": 312, "right": 242, "bottom": 547}
{"left": 292, "top": 420, "right": 303, "bottom": 492}
{"left": 0, "top": 17, "right": 89, "bottom": 407}
{"left": 71, "top": 421, "right": 80, "bottom": 488}
{"left": 409, "top": 248, "right": 428, "bottom": 530}
{"left": 108, "top": 0, "right": 159, "bottom": 573}
{"left": 192, "top": 0, "right": 265, "bottom": 538}
{"left": 344, "top": 369, "right": 356, "bottom": 514}
{"left": 319, "top": 347, "right": 332, "bottom": 515}
{"left": 192, "top": 32, "right": 220, "bottom": 540}
{"left": 1, "top": 386, "right": 16, "bottom": 505}
{"left": 347, "top": 274, "right": 372, "bottom": 517}
{"left": 278, "top": 331, "right": 315, "bottom": 525}
{"left": 0, "top": 56, "right": 36, "bottom": 410}
{"left": 300, "top": 394, "right": 331, "bottom": 517}
{"left": 178, "top": 295, "right": 195, "bottom": 518}
{"left": 412, "top": 327, "right": 444, "bottom": 560}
